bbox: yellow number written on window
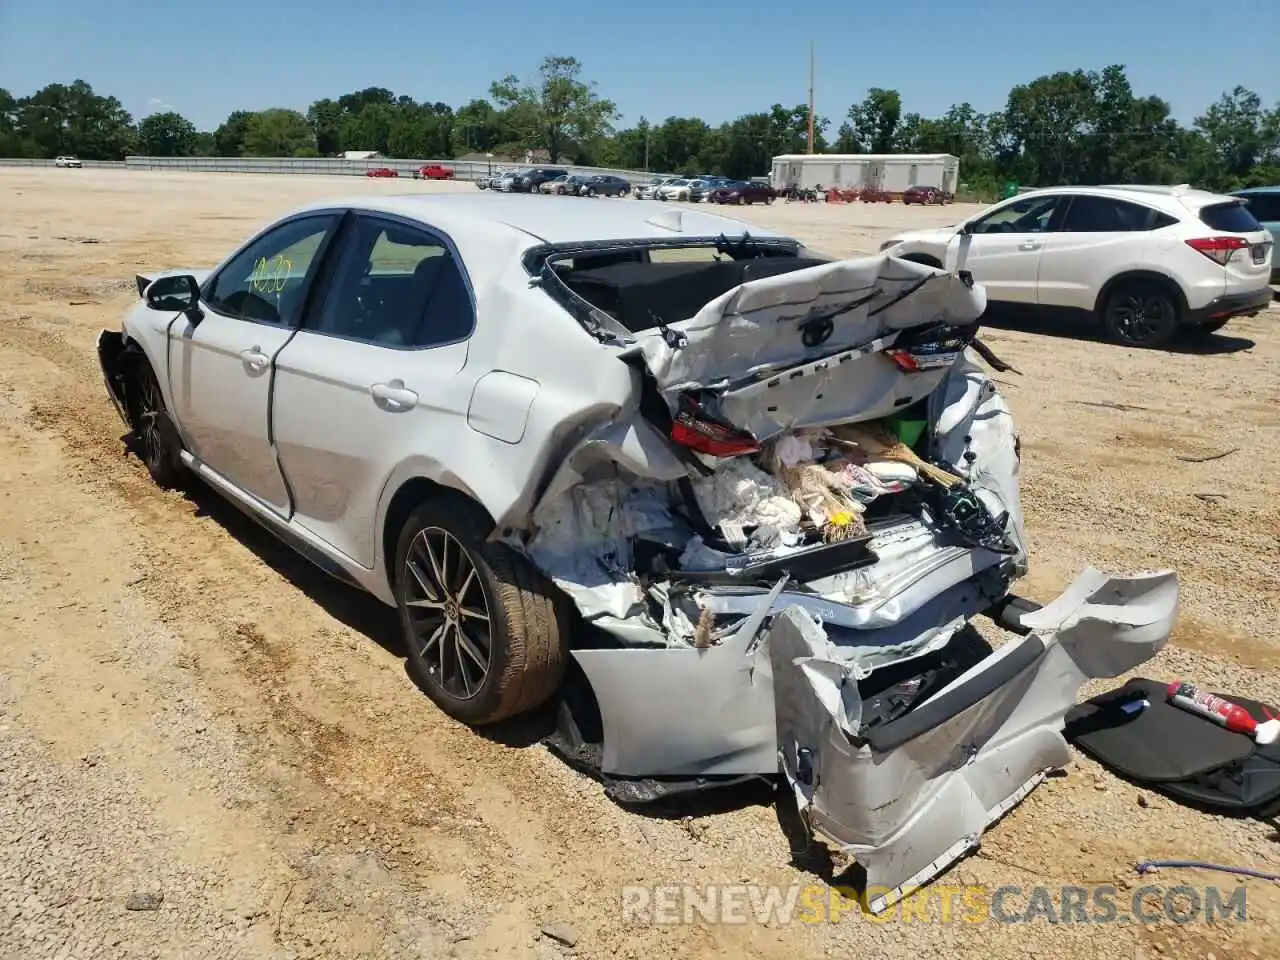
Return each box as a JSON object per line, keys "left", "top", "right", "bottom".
{"left": 247, "top": 255, "right": 293, "bottom": 295}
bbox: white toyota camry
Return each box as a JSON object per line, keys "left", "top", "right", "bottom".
{"left": 97, "top": 193, "right": 1177, "bottom": 910}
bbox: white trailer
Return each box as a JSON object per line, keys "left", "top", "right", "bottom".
{"left": 770, "top": 153, "right": 959, "bottom": 196}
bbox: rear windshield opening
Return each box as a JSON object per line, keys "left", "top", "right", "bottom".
{"left": 550, "top": 248, "right": 825, "bottom": 333}
{"left": 1198, "top": 201, "right": 1263, "bottom": 233}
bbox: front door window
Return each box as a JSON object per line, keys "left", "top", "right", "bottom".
{"left": 203, "top": 215, "right": 338, "bottom": 325}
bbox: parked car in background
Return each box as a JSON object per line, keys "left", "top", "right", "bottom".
{"left": 413, "top": 164, "right": 455, "bottom": 180}
{"left": 657, "top": 178, "right": 693, "bottom": 201}
{"left": 859, "top": 186, "right": 892, "bottom": 203}
{"left": 634, "top": 176, "right": 677, "bottom": 199}
{"left": 553, "top": 175, "right": 597, "bottom": 195}
{"left": 477, "top": 169, "right": 511, "bottom": 190}
{"left": 687, "top": 179, "right": 719, "bottom": 202}
{"left": 709, "top": 180, "right": 775, "bottom": 205}
{"left": 366, "top": 167, "right": 399, "bottom": 178}
{"left": 538, "top": 175, "right": 570, "bottom": 194}
{"left": 881, "top": 184, "right": 1274, "bottom": 347}
{"left": 583, "top": 175, "right": 630, "bottom": 197}
{"left": 903, "top": 185, "right": 952, "bottom": 205}
{"left": 1232, "top": 186, "right": 1280, "bottom": 283}
{"left": 512, "top": 167, "right": 569, "bottom": 193}
{"left": 494, "top": 171, "right": 521, "bottom": 192}
{"left": 54, "top": 155, "right": 83, "bottom": 168}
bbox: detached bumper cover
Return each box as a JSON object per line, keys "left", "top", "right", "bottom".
{"left": 772, "top": 566, "right": 1178, "bottom": 913}
{"left": 1188, "top": 286, "right": 1273, "bottom": 323}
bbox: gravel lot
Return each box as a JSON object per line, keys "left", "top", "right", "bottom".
{"left": 1, "top": 168, "right": 1277, "bottom": 960}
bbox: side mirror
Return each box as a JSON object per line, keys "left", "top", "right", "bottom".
{"left": 959, "top": 222, "right": 976, "bottom": 236}
{"left": 146, "top": 274, "right": 202, "bottom": 316}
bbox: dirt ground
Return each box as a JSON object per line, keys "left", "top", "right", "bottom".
{"left": 1, "top": 168, "right": 1278, "bottom": 960}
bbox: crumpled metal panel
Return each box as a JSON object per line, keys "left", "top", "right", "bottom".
{"left": 770, "top": 566, "right": 1178, "bottom": 913}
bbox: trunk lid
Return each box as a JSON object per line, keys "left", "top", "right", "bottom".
{"left": 620, "top": 254, "right": 988, "bottom": 445}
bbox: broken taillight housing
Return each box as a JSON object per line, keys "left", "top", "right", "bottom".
{"left": 1185, "top": 236, "right": 1249, "bottom": 265}
{"left": 671, "top": 396, "right": 761, "bottom": 457}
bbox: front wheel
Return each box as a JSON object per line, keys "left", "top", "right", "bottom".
{"left": 395, "top": 497, "right": 568, "bottom": 726}
{"left": 127, "top": 357, "right": 184, "bottom": 489}
{"left": 1101, "top": 281, "right": 1181, "bottom": 348}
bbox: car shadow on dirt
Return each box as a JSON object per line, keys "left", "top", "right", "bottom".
{"left": 980, "top": 308, "right": 1257, "bottom": 355}
{"left": 177, "top": 474, "right": 406, "bottom": 655}
{"left": 170, "top": 471, "right": 800, "bottom": 827}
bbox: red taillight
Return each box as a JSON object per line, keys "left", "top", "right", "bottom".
{"left": 671, "top": 416, "right": 760, "bottom": 458}
{"left": 1185, "top": 236, "right": 1249, "bottom": 265}
{"left": 885, "top": 349, "right": 921, "bottom": 372}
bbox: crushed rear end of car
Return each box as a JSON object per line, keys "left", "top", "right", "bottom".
{"left": 509, "top": 244, "right": 1177, "bottom": 909}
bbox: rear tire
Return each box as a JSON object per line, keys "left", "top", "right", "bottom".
{"left": 1101, "top": 280, "right": 1181, "bottom": 348}
{"left": 394, "top": 496, "right": 568, "bottom": 726}
{"left": 126, "top": 356, "right": 184, "bottom": 489}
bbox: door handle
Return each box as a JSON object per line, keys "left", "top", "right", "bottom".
{"left": 1018, "top": 240, "right": 1042, "bottom": 251}
{"left": 239, "top": 347, "right": 269, "bottom": 371}
{"left": 371, "top": 380, "right": 419, "bottom": 409}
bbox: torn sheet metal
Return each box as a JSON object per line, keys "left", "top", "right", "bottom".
{"left": 771, "top": 566, "right": 1178, "bottom": 914}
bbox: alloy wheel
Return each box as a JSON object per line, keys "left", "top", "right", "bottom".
{"left": 1110, "top": 293, "right": 1169, "bottom": 345}
{"left": 136, "top": 372, "right": 167, "bottom": 468}
{"left": 403, "top": 527, "right": 492, "bottom": 700}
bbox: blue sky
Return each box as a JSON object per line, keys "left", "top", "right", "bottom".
{"left": 1, "top": 0, "right": 1276, "bottom": 132}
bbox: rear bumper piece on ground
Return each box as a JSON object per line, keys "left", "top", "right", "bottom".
{"left": 1188, "top": 286, "right": 1274, "bottom": 324}
{"left": 772, "top": 565, "right": 1177, "bottom": 913}
{"left": 572, "top": 566, "right": 1176, "bottom": 909}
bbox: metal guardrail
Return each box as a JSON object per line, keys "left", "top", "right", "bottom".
{"left": 0, "top": 158, "right": 128, "bottom": 169}
{"left": 0, "top": 156, "right": 669, "bottom": 182}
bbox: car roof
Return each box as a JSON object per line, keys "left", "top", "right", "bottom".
{"left": 292, "top": 193, "right": 791, "bottom": 246}
{"left": 1013, "top": 183, "right": 1239, "bottom": 211}
{"left": 1232, "top": 185, "right": 1280, "bottom": 195}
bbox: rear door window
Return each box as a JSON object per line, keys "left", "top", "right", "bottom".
{"left": 1199, "top": 201, "right": 1263, "bottom": 233}
{"left": 1060, "top": 196, "right": 1177, "bottom": 232}
{"left": 309, "top": 217, "right": 474, "bottom": 348}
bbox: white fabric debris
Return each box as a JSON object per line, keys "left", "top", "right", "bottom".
{"left": 774, "top": 433, "right": 816, "bottom": 468}
{"left": 688, "top": 457, "right": 804, "bottom": 538}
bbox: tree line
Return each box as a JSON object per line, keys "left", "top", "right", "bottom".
{"left": 2, "top": 57, "right": 1277, "bottom": 197}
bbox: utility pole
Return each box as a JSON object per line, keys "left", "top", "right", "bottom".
{"left": 807, "top": 40, "right": 815, "bottom": 154}
{"left": 643, "top": 120, "right": 650, "bottom": 173}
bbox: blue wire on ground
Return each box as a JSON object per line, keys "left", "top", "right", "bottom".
{"left": 1136, "top": 860, "right": 1280, "bottom": 882}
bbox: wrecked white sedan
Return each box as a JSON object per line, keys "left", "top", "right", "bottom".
{"left": 97, "top": 193, "right": 1178, "bottom": 909}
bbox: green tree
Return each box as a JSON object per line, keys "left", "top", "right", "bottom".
{"left": 213, "top": 110, "right": 254, "bottom": 156}
{"left": 306, "top": 98, "right": 343, "bottom": 155}
{"left": 12, "top": 80, "right": 135, "bottom": 159}
{"left": 1194, "top": 86, "right": 1271, "bottom": 187}
{"left": 489, "top": 56, "right": 618, "bottom": 162}
{"left": 136, "top": 111, "right": 198, "bottom": 157}
{"left": 241, "top": 108, "right": 316, "bottom": 156}
{"left": 847, "top": 88, "right": 902, "bottom": 153}
{"left": 450, "top": 99, "right": 506, "bottom": 155}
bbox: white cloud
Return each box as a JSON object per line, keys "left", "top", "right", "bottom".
{"left": 147, "top": 97, "right": 176, "bottom": 112}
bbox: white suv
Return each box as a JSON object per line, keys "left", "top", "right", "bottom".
{"left": 881, "top": 185, "right": 1274, "bottom": 347}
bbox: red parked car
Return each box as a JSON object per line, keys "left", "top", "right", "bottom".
{"left": 708, "top": 180, "right": 775, "bottom": 205}
{"left": 860, "top": 186, "right": 892, "bottom": 203}
{"left": 902, "top": 185, "right": 952, "bottom": 205}
{"left": 365, "top": 167, "right": 399, "bottom": 178}
{"left": 413, "top": 164, "right": 455, "bottom": 180}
